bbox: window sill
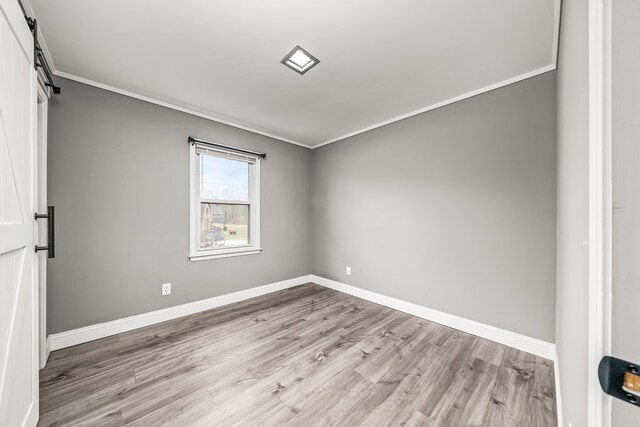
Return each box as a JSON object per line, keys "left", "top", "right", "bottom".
{"left": 189, "top": 248, "right": 262, "bottom": 262}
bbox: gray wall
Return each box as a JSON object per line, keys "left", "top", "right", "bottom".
{"left": 612, "top": 0, "right": 640, "bottom": 425}
{"left": 311, "top": 73, "right": 557, "bottom": 342}
{"left": 47, "top": 77, "right": 312, "bottom": 334}
{"left": 49, "top": 71, "right": 558, "bottom": 348}
{"left": 555, "top": 0, "right": 590, "bottom": 424}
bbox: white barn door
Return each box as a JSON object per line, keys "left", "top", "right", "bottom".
{"left": 0, "top": 0, "right": 39, "bottom": 426}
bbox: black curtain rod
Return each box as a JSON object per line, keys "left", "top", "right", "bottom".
{"left": 18, "top": 1, "right": 61, "bottom": 94}
{"left": 188, "top": 137, "right": 266, "bottom": 159}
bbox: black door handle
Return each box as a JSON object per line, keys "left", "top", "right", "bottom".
{"left": 34, "top": 206, "right": 55, "bottom": 258}
{"left": 599, "top": 356, "right": 640, "bottom": 406}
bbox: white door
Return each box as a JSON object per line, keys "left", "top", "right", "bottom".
{"left": 611, "top": 1, "right": 640, "bottom": 425}
{"left": 0, "top": 0, "right": 39, "bottom": 425}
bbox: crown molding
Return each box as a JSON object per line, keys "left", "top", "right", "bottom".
{"left": 55, "top": 63, "right": 558, "bottom": 150}
{"left": 312, "top": 0, "right": 561, "bottom": 148}
{"left": 53, "top": 70, "right": 313, "bottom": 148}
{"left": 43, "top": 0, "right": 561, "bottom": 151}
{"left": 313, "top": 64, "right": 557, "bottom": 149}
{"left": 24, "top": 0, "right": 312, "bottom": 149}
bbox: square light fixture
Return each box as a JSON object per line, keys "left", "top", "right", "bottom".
{"left": 281, "top": 45, "right": 320, "bottom": 75}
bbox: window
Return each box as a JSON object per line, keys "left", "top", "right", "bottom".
{"left": 190, "top": 142, "right": 261, "bottom": 260}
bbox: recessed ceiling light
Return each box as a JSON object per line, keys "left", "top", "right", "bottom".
{"left": 281, "top": 45, "right": 320, "bottom": 75}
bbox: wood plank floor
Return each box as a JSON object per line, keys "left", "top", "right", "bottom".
{"left": 38, "top": 284, "right": 557, "bottom": 426}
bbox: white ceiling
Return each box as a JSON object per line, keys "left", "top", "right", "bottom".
{"left": 30, "top": 0, "right": 559, "bottom": 147}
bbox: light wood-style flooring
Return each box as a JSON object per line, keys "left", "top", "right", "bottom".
{"left": 39, "top": 284, "right": 557, "bottom": 426}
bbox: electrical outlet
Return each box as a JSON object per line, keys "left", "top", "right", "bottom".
{"left": 346, "top": 266, "right": 351, "bottom": 276}
{"left": 162, "top": 283, "right": 171, "bottom": 296}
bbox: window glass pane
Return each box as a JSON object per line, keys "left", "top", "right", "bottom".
{"left": 200, "top": 203, "right": 249, "bottom": 248}
{"left": 199, "top": 154, "right": 249, "bottom": 202}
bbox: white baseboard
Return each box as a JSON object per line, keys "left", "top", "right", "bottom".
{"left": 40, "top": 336, "right": 51, "bottom": 369}
{"left": 311, "top": 275, "right": 556, "bottom": 360}
{"left": 46, "top": 336, "right": 51, "bottom": 358}
{"left": 46, "top": 273, "right": 560, "bottom": 422}
{"left": 48, "top": 275, "right": 313, "bottom": 352}
{"left": 315, "top": 274, "right": 561, "bottom": 425}
{"left": 48, "top": 273, "right": 555, "bottom": 362}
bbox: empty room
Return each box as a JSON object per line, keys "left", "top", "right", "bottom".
{"left": 1, "top": 0, "right": 639, "bottom": 426}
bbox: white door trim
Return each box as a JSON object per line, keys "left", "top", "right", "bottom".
{"left": 587, "top": 0, "right": 613, "bottom": 425}
{"left": 36, "top": 82, "right": 49, "bottom": 369}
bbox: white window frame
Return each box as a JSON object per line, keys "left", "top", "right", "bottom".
{"left": 189, "top": 142, "right": 261, "bottom": 261}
